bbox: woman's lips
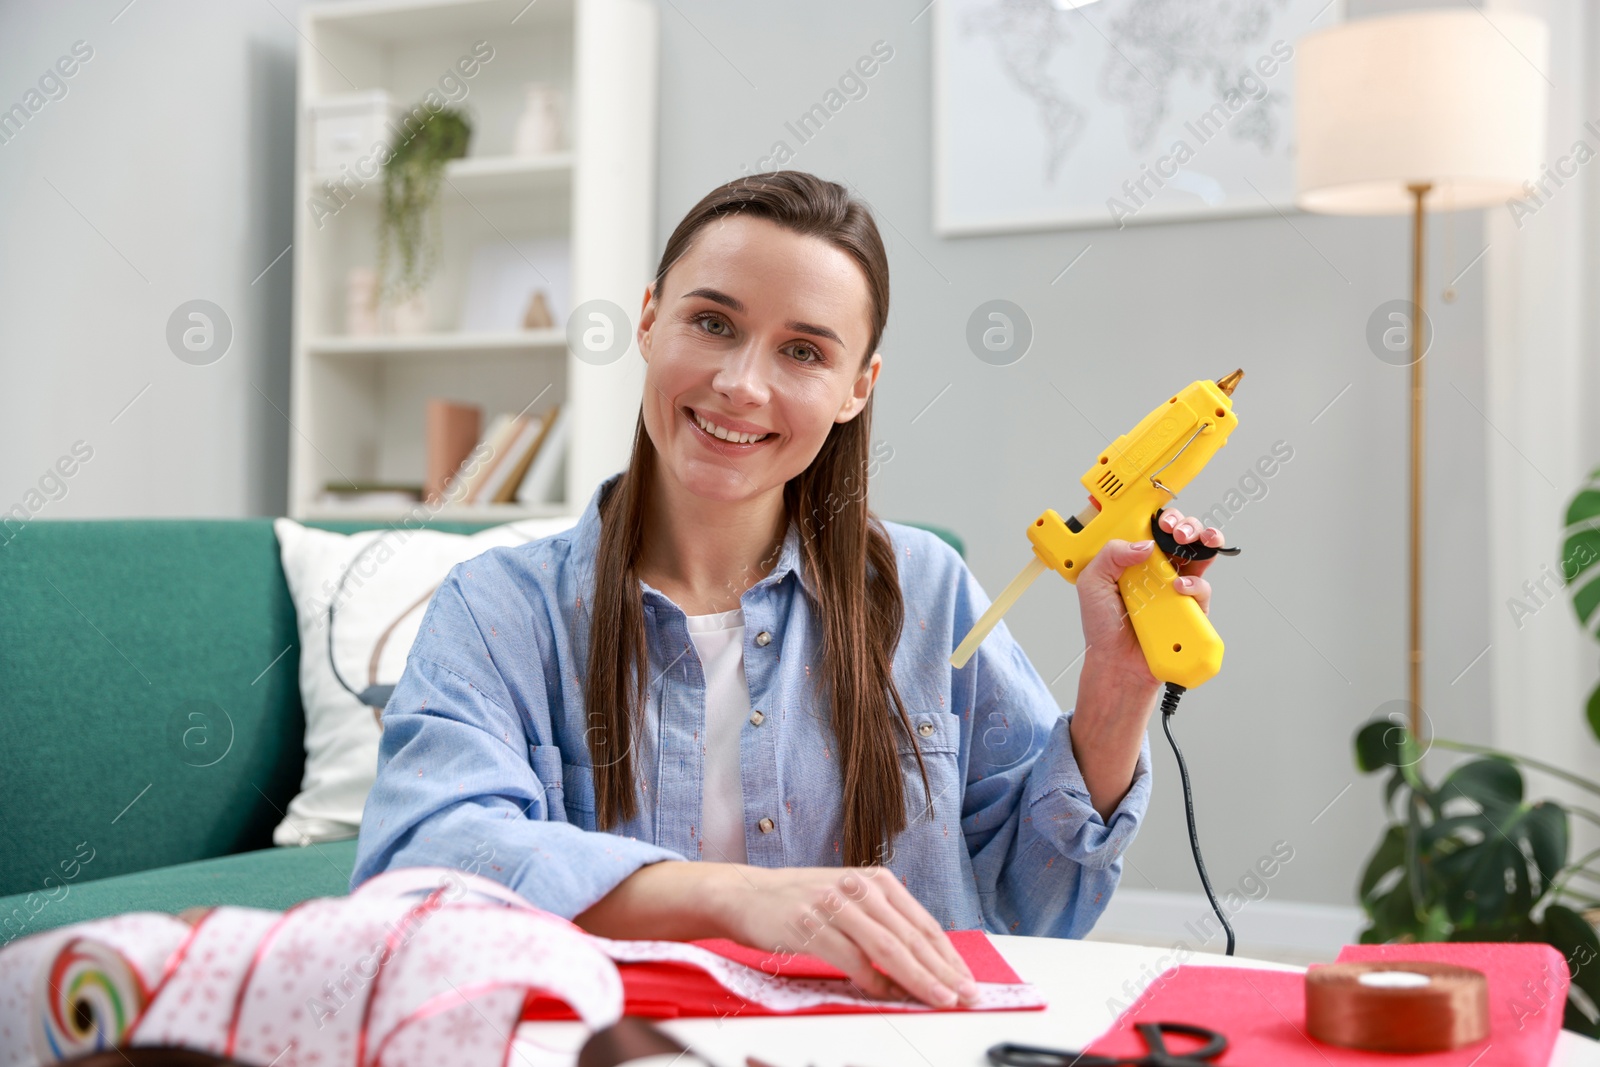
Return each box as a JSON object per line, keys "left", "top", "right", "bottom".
{"left": 683, "top": 406, "right": 776, "bottom": 452}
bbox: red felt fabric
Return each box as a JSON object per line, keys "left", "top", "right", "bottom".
{"left": 522, "top": 929, "right": 1038, "bottom": 1021}
{"left": 688, "top": 930, "right": 1022, "bottom": 984}
{"left": 1084, "top": 942, "right": 1570, "bottom": 1066}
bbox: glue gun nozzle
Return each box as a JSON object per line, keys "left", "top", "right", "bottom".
{"left": 1215, "top": 369, "right": 1244, "bottom": 397}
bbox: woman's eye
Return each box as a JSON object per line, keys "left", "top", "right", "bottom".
{"left": 787, "top": 344, "right": 823, "bottom": 364}
{"left": 694, "top": 312, "right": 730, "bottom": 336}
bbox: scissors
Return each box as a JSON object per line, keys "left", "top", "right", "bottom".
{"left": 986, "top": 1021, "right": 1227, "bottom": 1066}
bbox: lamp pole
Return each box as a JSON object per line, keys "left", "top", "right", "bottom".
{"left": 1408, "top": 181, "right": 1431, "bottom": 744}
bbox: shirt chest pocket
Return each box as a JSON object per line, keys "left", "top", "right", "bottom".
{"left": 526, "top": 743, "right": 571, "bottom": 824}
{"left": 901, "top": 712, "right": 958, "bottom": 756}
{"left": 896, "top": 713, "right": 962, "bottom": 825}
{"left": 562, "top": 759, "right": 597, "bottom": 824}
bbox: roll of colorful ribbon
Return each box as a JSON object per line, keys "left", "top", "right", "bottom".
{"left": 1305, "top": 961, "right": 1490, "bottom": 1052}
{"left": 30, "top": 936, "right": 147, "bottom": 1062}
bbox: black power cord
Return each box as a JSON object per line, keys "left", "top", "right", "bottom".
{"left": 1158, "top": 681, "right": 1235, "bottom": 956}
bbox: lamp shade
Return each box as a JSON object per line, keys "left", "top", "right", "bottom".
{"left": 1295, "top": 9, "right": 1548, "bottom": 215}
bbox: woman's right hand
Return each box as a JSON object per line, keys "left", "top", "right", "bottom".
{"left": 573, "top": 859, "right": 979, "bottom": 1008}
{"left": 710, "top": 863, "right": 979, "bottom": 1008}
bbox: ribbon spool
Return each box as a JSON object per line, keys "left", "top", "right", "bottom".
{"left": 30, "top": 937, "right": 148, "bottom": 1061}
{"left": 1305, "top": 961, "right": 1490, "bottom": 1053}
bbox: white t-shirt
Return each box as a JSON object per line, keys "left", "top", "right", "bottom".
{"left": 684, "top": 607, "right": 751, "bottom": 865}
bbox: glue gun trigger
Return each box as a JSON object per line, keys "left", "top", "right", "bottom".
{"left": 1150, "top": 510, "right": 1242, "bottom": 562}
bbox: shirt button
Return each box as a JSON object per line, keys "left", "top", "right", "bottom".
{"left": 755, "top": 630, "right": 772, "bottom": 646}
{"left": 749, "top": 710, "right": 765, "bottom": 726}
{"left": 758, "top": 817, "right": 775, "bottom": 833}
{"left": 918, "top": 720, "right": 935, "bottom": 737}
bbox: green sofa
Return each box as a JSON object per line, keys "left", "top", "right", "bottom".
{"left": 0, "top": 515, "right": 963, "bottom": 944}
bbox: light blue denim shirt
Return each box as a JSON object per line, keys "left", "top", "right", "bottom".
{"left": 351, "top": 471, "right": 1152, "bottom": 937}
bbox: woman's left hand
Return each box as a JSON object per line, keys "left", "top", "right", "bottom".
{"left": 1073, "top": 507, "right": 1223, "bottom": 690}
{"left": 1069, "top": 508, "right": 1225, "bottom": 819}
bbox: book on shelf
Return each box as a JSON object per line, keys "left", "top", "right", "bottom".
{"left": 489, "top": 404, "right": 562, "bottom": 504}
{"left": 478, "top": 406, "right": 558, "bottom": 504}
{"left": 514, "top": 403, "right": 569, "bottom": 505}
{"left": 424, "top": 399, "right": 482, "bottom": 504}
{"left": 442, "top": 413, "right": 517, "bottom": 503}
{"left": 442, "top": 404, "right": 564, "bottom": 506}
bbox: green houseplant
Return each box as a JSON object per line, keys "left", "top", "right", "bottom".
{"left": 1564, "top": 466, "right": 1600, "bottom": 737}
{"left": 378, "top": 106, "right": 472, "bottom": 303}
{"left": 1352, "top": 720, "right": 1600, "bottom": 1032}
{"left": 1350, "top": 468, "right": 1600, "bottom": 1034}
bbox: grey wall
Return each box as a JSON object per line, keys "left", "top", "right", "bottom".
{"left": 0, "top": 0, "right": 298, "bottom": 520}
{"left": 0, "top": 0, "right": 1503, "bottom": 910}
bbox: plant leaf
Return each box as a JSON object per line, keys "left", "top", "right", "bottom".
{"left": 1564, "top": 997, "right": 1600, "bottom": 1039}
{"left": 1442, "top": 757, "right": 1524, "bottom": 813}
{"left": 1571, "top": 574, "right": 1600, "bottom": 632}
{"left": 1561, "top": 524, "right": 1600, "bottom": 575}
{"left": 1544, "top": 903, "right": 1600, "bottom": 1026}
{"left": 1356, "top": 718, "right": 1407, "bottom": 773}
{"left": 1563, "top": 528, "right": 1600, "bottom": 576}
{"left": 1420, "top": 903, "right": 1453, "bottom": 942}
{"left": 1511, "top": 826, "right": 1537, "bottom": 921}
{"left": 1525, "top": 802, "right": 1571, "bottom": 896}
{"left": 1360, "top": 824, "right": 1406, "bottom": 903}
{"left": 1586, "top": 682, "right": 1600, "bottom": 745}
{"left": 1421, "top": 813, "right": 1488, "bottom": 849}
{"left": 1566, "top": 482, "right": 1600, "bottom": 526}
{"left": 1436, "top": 843, "right": 1488, "bottom": 924}
{"left": 1369, "top": 870, "right": 1426, "bottom": 941}
{"left": 1460, "top": 839, "right": 1523, "bottom": 929}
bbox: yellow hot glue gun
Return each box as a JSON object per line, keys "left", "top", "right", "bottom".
{"left": 950, "top": 370, "right": 1244, "bottom": 689}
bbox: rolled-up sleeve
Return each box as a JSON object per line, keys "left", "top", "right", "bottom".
{"left": 350, "top": 562, "right": 686, "bottom": 919}
{"left": 954, "top": 557, "right": 1152, "bottom": 939}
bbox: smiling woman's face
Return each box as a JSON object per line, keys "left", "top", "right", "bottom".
{"left": 636, "top": 214, "right": 880, "bottom": 505}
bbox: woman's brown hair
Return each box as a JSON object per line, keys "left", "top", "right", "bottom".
{"left": 583, "top": 170, "right": 930, "bottom": 867}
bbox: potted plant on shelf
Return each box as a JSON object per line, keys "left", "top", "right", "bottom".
{"left": 1350, "top": 466, "right": 1600, "bottom": 1034}
{"left": 377, "top": 106, "right": 473, "bottom": 330}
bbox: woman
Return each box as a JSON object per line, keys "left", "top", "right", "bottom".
{"left": 351, "top": 170, "right": 1226, "bottom": 1010}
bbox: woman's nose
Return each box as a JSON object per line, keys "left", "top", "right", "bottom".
{"left": 710, "top": 341, "right": 771, "bottom": 405}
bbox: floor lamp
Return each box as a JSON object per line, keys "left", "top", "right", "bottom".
{"left": 1294, "top": 9, "right": 1548, "bottom": 743}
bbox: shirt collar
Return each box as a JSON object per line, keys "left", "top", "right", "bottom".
{"left": 571, "top": 471, "right": 816, "bottom": 604}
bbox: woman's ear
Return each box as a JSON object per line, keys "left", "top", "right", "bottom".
{"left": 637, "top": 284, "right": 657, "bottom": 363}
{"left": 836, "top": 351, "right": 882, "bottom": 423}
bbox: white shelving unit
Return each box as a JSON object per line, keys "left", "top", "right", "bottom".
{"left": 288, "top": 0, "right": 658, "bottom": 522}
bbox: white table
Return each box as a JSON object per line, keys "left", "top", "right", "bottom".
{"left": 512, "top": 936, "right": 1600, "bottom": 1067}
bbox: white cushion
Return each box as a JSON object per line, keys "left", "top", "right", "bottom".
{"left": 270, "top": 516, "right": 577, "bottom": 846}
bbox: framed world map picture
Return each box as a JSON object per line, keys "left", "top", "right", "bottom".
{"left": 933, "top": 0, "right": 1345, "bottom": 235}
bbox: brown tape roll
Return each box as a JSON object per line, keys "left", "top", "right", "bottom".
{"left": 1305, "top": 961, "right": 1490, "bottom": 1053}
